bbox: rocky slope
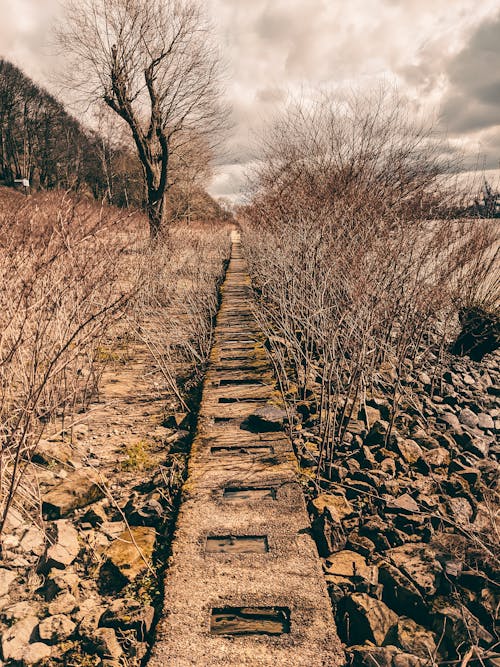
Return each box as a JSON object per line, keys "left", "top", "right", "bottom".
{"left": 0, "top": 341, "right": 193, "bottom": 667}
{"left": 293, "top": 349, "right": 499, "bottom": 666}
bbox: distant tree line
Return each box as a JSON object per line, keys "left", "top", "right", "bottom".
{"left": 472, "top": 180, "right": 500, "bottom": 218}
{"left": 0, "top": 58, "right": 229, "bottom": 224}
{"left": 0, "top": 59, "right": 103, "bottom": 193}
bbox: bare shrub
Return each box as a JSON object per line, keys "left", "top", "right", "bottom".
{"left": 242, "top": 90, "right": 499, "bottom": 478}
{"left": 0, "top": 191, "right": 142, "bottom": 548}
{"left": 130, "top": 222, "right": 231, "bottom": 409}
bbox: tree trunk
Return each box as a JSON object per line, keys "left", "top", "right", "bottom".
{"left": 147, "top": 188, "right": 167, "bottom": 240}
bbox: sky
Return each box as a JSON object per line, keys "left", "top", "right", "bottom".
{"left": 1, "top": 0, "right": 500, "bottom": 201}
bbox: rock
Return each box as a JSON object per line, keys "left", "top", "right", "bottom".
{"left": 76, "top": 601, "right": 106, "bottom": 637}
{"left": 19, "top": 526, "right": 45, "bottom": 556}
{"left": 80, "top": 502, "right": 108, "bottom": 527}
{"left": 22, "top": 642, "right": 52, "bottom": 664}
{"left": 459, "top": 408, "right": 479, "bottom": 429}
{"left": 396, "top": 439, "right": 423, "bottom": 465}
{"left": 459, "top": 430, "right": 490, "bottom": 458}
{"left": 477, "top": 412, "right": 494, "bottom": 430}
{"left": 338, "top": 592, "right": 398, "bottom": 645}
{"left": 422, "top": 447, "right": 450, "bottom": 469}
{"left": 0, "top": 568, "right": 16, "bottom": 596}
{"left": 324, "top": 550, "right": 378, "bottom": 583}
{"left": 43, "top": 520, "right": 80, "bottom": 570}
{"left": 32, "top": 439, "right": 74, "bottom": 466}
{"left": 447, "top": 497, "right": 473, "bottom": 525}
{"left": 386, "top": 543, "right": 442, "bottom": 597}
{"left": 1, "top": 615, "right": 38, "bottom": 661}
{"left": 240, "top": 405, "right": 288, "bottom": 432}
{"left": 45, "top": 569, "right": 80, "bottom": 600}
{"left": 385, "top": 494, "right": 419, "bottom": 515}
{"left": 386, "top": 616, "right": 438, "bottom": 659}
{"left": 349, "top": 645, "right": 425, "bottom": 667}
{"left": 100, "top": 526, "right": 156, "bottom": 589}
{"left": 360, "top": 406, "right": 382, "bottom": 427}
{"left": 377, "top": 559, "right": 425, "bottom": 616}
{"left": 431, "top": 598, "right": 494, "bottom": 648}
{"left": 38, "top": 614, "right": 76, "bottom": 643}
{"left": 439, "top": 412, "right": 462, "bottom": 431}
{"left": 42, "top": 469, "right": 104, "bottom": 519}
{"left": 93, "top": 627, "right": 123, "bottom": 660}
{"left": 101, "top": 598, "right": 155, "bottom": 640}
{"left": 365, "top": 420, "right": 390, "bottom": 446}
{"left": 310, "top": 493, "right": 354, "bottom": 522}
{"left": 346, "top": 531, "right": 376, "bottom": 557}
{"left": 48, "top": 592, "right": 77, "bottom": 616}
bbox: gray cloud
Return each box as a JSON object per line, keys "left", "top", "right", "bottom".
{"left": 440, "top": 12, "right": 500, "bottom": 135}
{"left": 2, "top": 0, "right": 500, "bottom": 195}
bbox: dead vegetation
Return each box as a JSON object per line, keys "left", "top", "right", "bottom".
{"left": 0, "top": 187, "right": 231, "bottom": 665}
{"left": 242, "top": 90, "right": 500, "bottom": 665}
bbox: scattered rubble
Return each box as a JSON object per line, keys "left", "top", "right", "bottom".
{"left": 295, "top": 348, "right": 500, "bottom": 665}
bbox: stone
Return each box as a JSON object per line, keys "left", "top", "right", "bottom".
{"left": 32, "top": 439, "right": 74, "bottom": 466}
{"left": 346, "top": 531, "right": 376, "bottom": 557}
{"left": 386, "top": 543, "right": 442, "bottom": 597}
{"left": 48, "top": 592, "right": 77, "bottom": 616}
{"left": 1, "top": 615, "right": 38, "bottom": 661}
{"left": 339, "top": 593, "right": 398, "bottom": 646}
{"left": 422, "top": 447, "right": 450, "bottom": 469}
{"left": 38, "top": 614, "right": 76, "bottom": 643}
{"left": 431, "top": 598, "right": 494, "bottom": 647}
{"left": 439, "top": 412, "right": 461, "bottom": 432}
{"left": 447, "top": 497, "right": 473, "bottom": 525}
{"left": 22, "top": 642, "right": 52, "bottom": 664}
{"left": 45, "top": 569, "right": 80, "bottom": 600}
{"left": 101, "top": 598, "right": 155, "bottom": 640}
{"left": 93, "top": 627, "right": 123, "bottom": 660}
{"left": 43, "top": 520, "right": 80, "bottom": 570}
{"left": 459, "top": 408, "right": 479, "bottom": 429}
{"left": 0, "top": 568, "right": 16, "bottom": 596}
{"left": 42, "top": 469, "right": 104, "bottom": 519}
{"left": 361, "top": 406, "right": 382, "bottom": 427}
{"left": 365, "top": 420, "right": 390, "bottom": 446}
{"left": 377, "top": 559, "right": 425, "bottom": 616}
{"left": 310, "top": 493, "right": 354, "bottom": 522}
{"left": 324, "top": 550, "right": 378, "bottom": 583}
{"left": 385, "top": 494, "right": 419, "bottom": 515}
{"left": 349, "top": 645, "right": 425, "bottom": 667}
{"left": 396, "top": 439, "right": 423, "bottom": 465}
{"left": 19, "top": 526, "right": 45, "bottom": 556}
{"left": 477, "top": 412, "right": 494, "bottom": 430}
{"left": 100, "top": 526, "right": 156, "bottom": 589}
{"left": 81, "top": 502, "right": 108, "bottom": 527}
{"left": 387, "top": 616, "right": 438, "bottom": 660}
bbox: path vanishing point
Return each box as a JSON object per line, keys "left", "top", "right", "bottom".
{"left": 149, "top": 233, "right": 344, "bottom": 666}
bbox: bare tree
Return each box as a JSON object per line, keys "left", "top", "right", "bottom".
{"left": 57, "top": 0, "right": 228, "bottom": 238}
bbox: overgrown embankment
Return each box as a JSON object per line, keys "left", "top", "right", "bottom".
{"left": 240, "top": 89, "right": 499, "bottom": 667}
{"left": 0, "top": 190, "right": 231, "bottom": 665}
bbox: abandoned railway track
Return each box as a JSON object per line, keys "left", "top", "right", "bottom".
{"left": 149, "top": 233, "right": 343, "bottom": 667}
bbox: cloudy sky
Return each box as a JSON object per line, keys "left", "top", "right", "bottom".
{"left": 1, "top": 0, "right": 500, "bottom": 200}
